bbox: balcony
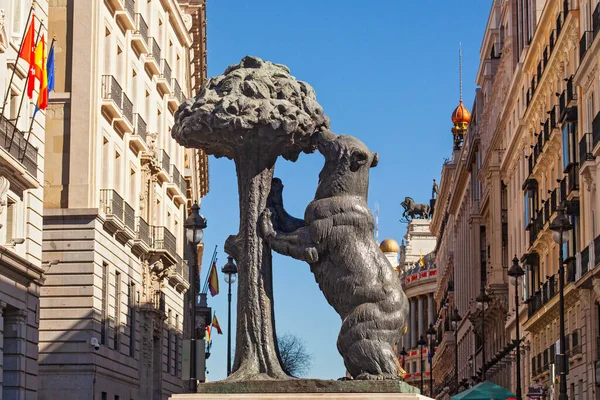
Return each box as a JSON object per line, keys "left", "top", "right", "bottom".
{"left": 593, "top": 112, "right": 600, "bottom": 156}
{"left": 166, "top": 164, "right": 185, "bottom": 201}
{"left": 579, "top": 133, "right": 596, "bottom": 178}
{"left": 129, "top": 114, "right": 148, "bottom": 153}
{"left": 115, "top": 92, "right": 134, "bottom": 134}
{"left": 566, "top": 164, "right": 579, "bottom": 196}
{"left": 131, "top": 14, "right": 149, "bottom": 55}
{"left": 144, "top": 37, "right": 161, "bottom": 76}
{"left": 157, "top": 149, "right": 170, "bottom": 181}
{"left": 101, "top": 75, "right": 123, "bottom": 120}
{"left": 528, "top": 274, "right": 558, "bottom": 318}
{"left": 168, "top": 79, "right": 185, "bottom": 111}
{"left": 115, "top": 0, "right": 135, "bottom": 31}
{"left": 116, "top": 201, "right": 136, "bottom": 242}
{"left": 157, "top": 59, "right": 173, "bottom": 94}
{"left": 559, "top": 76, "right": 577, "bottom": 123}
{"left": 168, "top": 254, "right": 190, "bottom": 293}
{"left": 580, "top": 31, "right": 594, "bottom": 63}
{"left": 150, "top": 226, "right": 177, "bottom": 265}
{"left": 100, "top": 189, "right": 125, "bottom": 233}
{"left": 132, "top": 216, "right": 151, "bottom": 257}
{"left": 594, "top": 2, "right": 600, "bottom": 38}
{"left": 0, "top": 116, "right": 39, "bottom": 183}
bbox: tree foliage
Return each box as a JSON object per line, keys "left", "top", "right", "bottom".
{"left": 278, "top": 333, "right": 313, "bottom": 377}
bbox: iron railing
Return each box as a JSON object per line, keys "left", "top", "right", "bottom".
{"left": 582, "top": 246, "right": 590, "bottom": 276}
{"left": 528, "top": 274, "right": 559, "bottom": 317}
{"left": 593, "top": 111, "right": 600, "bottom": 150}
{"left": 101, "top": 75, "right": 123, "bottom": 108}
{"left": 122, "top": 93, "right": 133, "bottom": 125}
{"left": 594, "top": 2, "right": 600, "bottom": 37}
{"left": 134, "top": 13, "right": 148, "bottom": 43}
{"left": 172, "top": 79, "right": 184, "bottom": 103}
{"left": 124, "top": 202, "right": 135, "bottom": 232}
{"left": 100, "top": 189, "right": 124, "bottom": 222}
{"left": 133, "top": 113, "right": 147, "bottom": 142}
{"left": 160, "top": 149, "right": 170, "bottom": 173}
{"left": 149, "top": 37, "right": 161, "bottom": 65}
{"left": 0, "top": 116, "right": 38, "bottom": 176}
{"left": 152, "top": 226, "right": 177, "bottom": 257}
{"left": 579, "top": 133, "right": 595, "bottom": 165}
{"left": 171, "top": 164, "right": 183, "bottom": 193}
{"left": 124, "top": 0, "right": 135, "bottom": 20}
{"left": 567, "top": 164, "right": 579, "bottom": 193}
{"left": 153, "top": 290, "right": 165, "bottom": 313}
{"left": 136, "top": 216, "right": 150, "bottom": 246}
{"left": 595, "top": 234, "right": 600, "bottom": 268}
{"left": 580, "top": 31, "right": 594, "bottom": 62}
{"left": 161, "top": 59, "right": 172, "bottom": 82}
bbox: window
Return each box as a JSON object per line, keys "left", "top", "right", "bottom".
{"left": 128, "top": 282, "right": 135, "bottom": 357}
{"left": 578, "top": 379, "right": 583, "bottom": 400}
{"left": 562, "top": 122, "right": 578, "bottom": 171}
{"left": 101, "top": 393, "right": 107, "bottom": 400}
{"left": 115, "top": 271, "right": 121, "bottom": 351}
{"left": 101, "top": 263, "right": 109, "bottom": 345}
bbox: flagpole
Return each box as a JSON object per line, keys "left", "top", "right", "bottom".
{"left": 22, "top": 37, "right": 54, "bottom": 163}
{"left": 0, "top": 5, "right": 35, "bottom": 120}
{"left": 202, "top": 245, "right": 218, "bottom": 294}
{"left": 8, "top": 22, "right": 43, "bottom": 153}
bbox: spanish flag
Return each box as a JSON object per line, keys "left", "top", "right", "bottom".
{"left": 33, "top": 34, "right": 48, "bottom": 110}
{"left": 205, "top": 325, "right": 211, "bottom": 343}
{"left": 208, "top": 261, "right": 219, "bottom": 296}
{"left": 212, "top": 314, "right": 223, "bottom": 334}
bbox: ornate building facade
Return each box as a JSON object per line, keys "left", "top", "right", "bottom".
{"left": 0, "top": 0, "right": 48, "bottom": 397}
{"left": 39, "top": 1, "right": 208, "bottom": 399}
{"left": 433, "top": 0, "right": 600, "bottom": 399}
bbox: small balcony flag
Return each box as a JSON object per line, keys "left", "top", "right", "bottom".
{"left": 208, "top": 260, "right": 219, "bottom": 296}
{"left": 211, "top": 314, "right": 223, "bottom": 334}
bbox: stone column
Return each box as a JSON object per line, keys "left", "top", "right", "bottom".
{"left": 3, "top": 308, "right": 27, "bottom": 400}
{"left": 428, "top": 294, "right": 434, "bottom": 327}
{"left": 410, "top": 298, "right": 417, "bottom": 348}
{"left": 418, "top": 295, "right": 424, "bottom": 340}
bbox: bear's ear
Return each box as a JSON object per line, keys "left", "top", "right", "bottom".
{"left": 350, "top": 151, "right": 368, "bottom": 172}
{"left": 371, "top": 152, "right": 379, "bottom": 168}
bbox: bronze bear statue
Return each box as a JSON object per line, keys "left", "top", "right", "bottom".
{"left": 259, "top": 130, "right": 409, "bottom": 380}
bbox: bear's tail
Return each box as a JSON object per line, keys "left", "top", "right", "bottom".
{"left": 337, "top": 298, "right": 407, "bottom": 378}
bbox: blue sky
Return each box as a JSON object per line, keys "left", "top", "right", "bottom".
{"left": 199, "top": 0, "right": 492, "bottom": 381}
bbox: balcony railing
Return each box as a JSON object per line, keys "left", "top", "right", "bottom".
{"left": 594, "top": 2, "right": 600, "bottom": 37}
{"left": 100, "top": 189, "right": 124, "bottom": 222}
{"left": 136, "top": 216, "right": 150, "bottom": 247}
{"left": 152, "top": 226, "right": 176, "bottom": 257}
{"left": 149, "top": 37, "right": 161, "bottom": 65}
{"left": 161, "top": 59, "right": 172, "bottom": 82}
{"left": 101, "top": 75, "right": 123, "bottom": 109}
{"left": 595, "top": 234, "right": 600, "bottom": 268}
{"left": 122, "top": 93, "right": 133, "bottom": 125}
{"left": 160, "top": 149, "right": 170, "bottom": 173}
{"left": 171, "top": 164, "right": 184, "bottom": 193}
{"left": 528, "top": 274, "right": 559, "bottom": 317}
{"left": 567, "top": 164, "right": 579, "bottom": 193}
{"left": 580, "top": 31, "right": 594, "bottom": 62}
{"left": 133, "top": 113, "right": 147, "bottom": 142}
{"left": 580, "top": 133, "right": 595, "bottom": 165}
{"left": 0, "top": 116, "right": 38, "bottom": 176}
{"left": 124, "top": 202, "right": 135, "bottom": 233}
{"left": 172, "top": 79, "right": 184, "bottom": 103}
{"left": 593, "top": 112, "right": 600, "bottom": 151}
{"left": 153, "top": 290, "right": 165, "bottom": 313}
{"left": 134, "top": 13, "right": 148, "bottom": 43}
{"left": 124, "top": 0, "right": 134, "bottom": 20}
{"left": 582, "top": 246, "right": 590, "bottom": 276}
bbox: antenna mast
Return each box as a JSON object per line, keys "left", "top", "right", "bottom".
{"left": 459, "top": 42, "right": 463, "bottom": 102}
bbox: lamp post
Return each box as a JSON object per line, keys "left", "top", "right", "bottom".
{"left": 508, "top": 256, "right": 525, "bottom": 400}
{"left": 222, "top": 256, "right": 238, "bottom": 376}
{"left": 427, "top": 323, "right": 436, "bottom": 398}
{"left": 476, "top": 288, "right": 491, "bottom": 381}
{"left": 417, "top": 335, "right": 427, "bottom": 394}
{"left": 183, "top": 201, "right": 207, "bottom": 392}
{"left": 549, "top": 205, "right": 573, "bottom": 400}
{"left": 451, "top": 308, "right": 461, "bottom": 394}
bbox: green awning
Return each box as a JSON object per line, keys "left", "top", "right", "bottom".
{"left": 451, "top": 381, "right": 516, "bottom": 400}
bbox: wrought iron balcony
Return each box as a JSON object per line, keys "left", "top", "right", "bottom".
{"left": 101, "top": 75, "right": 123, "bottom": 119}
{"left": 145, "top": 38, "right": 161, "bottom": 75}
{"left": 115, "top": 0, "right": 135, "bottom": 30}
{"left": 132, "top": 216, "right": 151, "bottom": 256}
{"left": 100, "top": 189, "right": 125, "bottom": 232}
{"left": 594, "top": 2, "right": 600, "bottom": 38}
{"left": 121, "top": 93, "right": 133, "bottom": 127}
{"left": 157, "top": 59, "right": 173, "bottom": 93}
{"left": 131, "top": 13, "right": 149, "bottom": 54}
{"left": 0, "top": 116, "right": 38, "bottom": 178}
{"left": 130, "top": 113, "right": 148, "bottom": 153}
{"left": 580, "top": 31, "right": 594, "bottom": 63}
{"left": 160, "top": 149, "right": 170, "bottom": 173}
{"left": 593, "top": 112, "right": 600, "bottom": 156}
{"left": 579, "top": 133, "right": 595, "bottom": 166}
{"left": 169, "top": 254, "right": 190, "bottom": 292}
{"left": 151, "top": 225, "right": 177, "bottom": 262}
{"left": 527, "top": 274, "right": 559, "bottom": 317}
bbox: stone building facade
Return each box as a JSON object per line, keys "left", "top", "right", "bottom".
{"left": 39, "top": 1, "right": 208, "bottom": 399}
{"left": 432, "top": 0, "right": 600, "bottom": 399}
{"left": 0, "top": 0, "right": 47, "bottom": 398}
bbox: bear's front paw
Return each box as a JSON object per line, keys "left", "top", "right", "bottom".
{"left": 305, "top": 247, "right": 319, "bottom": 263}
{"left": 258, "top": 208, "right": 276, "bottom": 239}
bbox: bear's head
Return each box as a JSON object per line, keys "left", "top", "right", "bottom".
{"left": 313, "top": 130, "right": 378, "bottom": 200}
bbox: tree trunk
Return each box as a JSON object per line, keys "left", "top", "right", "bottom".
{"left": 224, "top": 144, "right": 288, "bottom": 381}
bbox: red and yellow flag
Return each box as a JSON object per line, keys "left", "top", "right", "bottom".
{"left": 208, "top": 261, "right": 219, "bottom": 296}
{"left": 18, "top": 16, "right": 36, "bottom": 99}
{"left": 34, "top": 34, "right": 48, "bottom": 110}
{"left": 212, "top": 315, "right": 223, "bottom": 335}
{"left": 205, "top": 325, "right": 211, "bottom": 343}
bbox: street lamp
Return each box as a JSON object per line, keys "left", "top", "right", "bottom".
{"left": 476, "top": 288, "right": 491, "bottom": 381}
{"left": 451, "top": 308, "right": 461, "bottom": 394}
{"left": 508, "top": 256, "right": 525, "bottom": 400}
{"left": 549, "top": 205, "right": 573, "bottom": 400}
{"left": 183, "top": 201, "right": 207, "bottom": 391}
{"left": 427, "top": 323, "right": 436, "bottom": 398}
{"left": 417, "top": 335, "right": 427, "bottom": 394}
{"left": 222, "top": 256, "right": 238, "bottom": 376}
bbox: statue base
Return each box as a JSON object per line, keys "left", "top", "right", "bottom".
{"left": 170, "top": 379, "right": 432, "bottom": 400}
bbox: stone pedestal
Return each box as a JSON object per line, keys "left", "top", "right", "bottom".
{"left": 170, "top": 379, "right": 433, "bottom": 400}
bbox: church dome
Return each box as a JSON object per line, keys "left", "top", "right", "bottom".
{"left": 380, "top": 239, "right": 400, "bottom": 253}
{"left": 451, "top": 100, "right": 471, "bottom": 125}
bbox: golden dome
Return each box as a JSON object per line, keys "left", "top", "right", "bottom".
{"left": 380, "top": 239, "right": 400, "bottom": 253}
{"left": 451, "top": 100, "right": 471, "bottom": 125}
